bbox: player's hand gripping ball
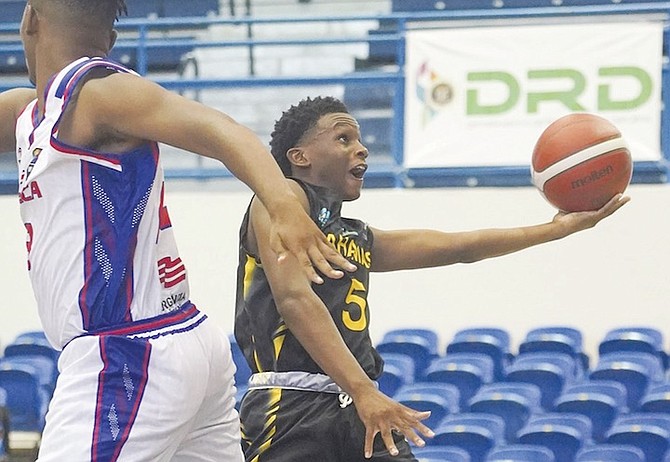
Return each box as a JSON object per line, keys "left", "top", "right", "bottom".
{"left": 531, "top": 113, "right": 632, "bottom": 212}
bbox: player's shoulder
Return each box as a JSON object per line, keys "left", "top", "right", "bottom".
{"left": 0, "top": 87, "right": 36, "bottom": 116}
{"left": 77, "top": 67, "right": 162, "bottom": 105}
{"left": 253, "top": 178, "right": 309, "bottom": 207}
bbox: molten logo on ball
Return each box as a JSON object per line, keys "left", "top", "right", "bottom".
{"left": 571, "top": 165, "right": 614, "bottom": 190}
{"left": 531, "top": 113, "right": 633, "bottom": 212}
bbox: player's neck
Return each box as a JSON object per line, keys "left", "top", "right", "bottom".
{"left": 34, "top": 42, "right": 106, "bottom": 107}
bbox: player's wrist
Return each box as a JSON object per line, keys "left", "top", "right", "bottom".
{"left": 346, "top": 378, "right": 378, "bottom": 401}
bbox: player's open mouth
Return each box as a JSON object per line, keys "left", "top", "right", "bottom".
{"left": 350, "top": 164, "right": 367, "bottom": 180}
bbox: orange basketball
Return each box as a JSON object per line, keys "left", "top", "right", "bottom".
{"left": 531, "top": 113, "right": 632, "bottom": 212}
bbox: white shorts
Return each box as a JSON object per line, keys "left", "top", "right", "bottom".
{"left": 37, "top": 305, "right": 244, "bottom": 462}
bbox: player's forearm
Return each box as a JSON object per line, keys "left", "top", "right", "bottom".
{"left": 454, "top": 222, "right": 569, "bottom": 263}
{"left": 374, "top": 225, "right": 567, "bottom": 271}
{"left": 276, "top": 292, "right": 377, "bottom": 399}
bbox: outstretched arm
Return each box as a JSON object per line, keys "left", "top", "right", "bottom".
{"left": 248, "top": 180, "right": 433, "bottom": 458}
{"left": 371, "top": 193, "right": 629, "bottom": 272}
{"left": 72, "top": 72, "right": 354, "bottom": 283}
{"left": 0, "top": 88, "right": 36, "bottom": 154}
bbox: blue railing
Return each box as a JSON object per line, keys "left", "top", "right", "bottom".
{"left": 1, "top": 2, "right": 670, "bottom": 192}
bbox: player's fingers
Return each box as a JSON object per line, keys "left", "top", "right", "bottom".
{"left": 269, "top": 232, "right": 288, "bottom": 263}
{"left": 402, "top": 410, "right": 434, "bottom": 440}
{"left": 379, "top": 428, "right": 399, "bottom": 457}
{"left": 414, "top": 419, "right": 435, "bottom": 439}
{"left": 307, "top": 245, "right": 343, "bottom": 282}
{"left": 300, "top": 254, "right": 323, "bottom": 285}
{"left": 316, "top": 240, "right": 357, "bottom": 273}
{"left": 594, "top": 193, "right": 629, "bottom": 219}
{"left": 364, "top": 427, "right": 377, "bottom": 459}
{"left": 607, "top": 193, "right": 630, "bottom": 212}
{"left": 398, "top": 426, "right": 425, "bottom": 448}
{"left": 272, "top": 236, "right": 324, "bottom": 284}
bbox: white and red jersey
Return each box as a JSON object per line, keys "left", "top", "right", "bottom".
{"left": 15, "top": 57, "right": 190, "bottom": 350}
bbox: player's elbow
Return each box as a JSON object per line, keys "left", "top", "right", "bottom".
{"left": 274, "top": 287, "right": 315, "bottom": 320}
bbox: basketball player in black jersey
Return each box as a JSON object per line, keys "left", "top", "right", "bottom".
{"left": 234, "top": 96, "right": 629, "bottom": 461}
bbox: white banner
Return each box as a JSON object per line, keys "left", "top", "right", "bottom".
{"left": 404, "top": 22, "right": 663, "bottom": 168}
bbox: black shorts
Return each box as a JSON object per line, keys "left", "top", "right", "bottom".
{"left": 239, "top": 388, "right": 418, "bottom": 462}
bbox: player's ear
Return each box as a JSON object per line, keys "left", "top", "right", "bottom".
{"left": 108, "top": 29, "right": 118, "bottom": 52}
{"left": 22, "top": 4, "right": 39, "bottom": 36}
{"left": 287, "top": 147, "right": 310, "bottom": 168}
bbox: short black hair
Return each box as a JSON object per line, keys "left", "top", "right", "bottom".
{"left": 270, "top": 96, "right": 349, "bottom": 176}
{"left": 32, "top": 0, "right": 127, "bottom": 26}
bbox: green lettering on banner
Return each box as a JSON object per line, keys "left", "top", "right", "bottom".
{"left": 598, "top": 66, "right": 652, "bottom": 110}
{"left": 527, "top": 69, "right": 586, "bottom": 113}
{"left": 466, "top": 71, "right": 519, "bottom": 115}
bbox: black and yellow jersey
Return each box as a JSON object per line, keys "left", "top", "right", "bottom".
{"left": 234, "top": 179, "right": 383, "bottom": 381}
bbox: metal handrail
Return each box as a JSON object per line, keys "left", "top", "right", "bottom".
{"left": 1, "top": 2, "right": 669, "bottom": 190}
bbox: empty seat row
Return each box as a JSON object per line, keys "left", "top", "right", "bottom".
{"left": 391, "top": 0, "right": 670, "bottom": 13}
{"left": 415, "top": 442, "right": 654, "bottom": 462}
{"left": 376, "top": 326, "right": 669, "bottom": 397}
{"left": 0, "top": 0, "right": 219, "bottom": 24}
{"left": 0, "top": 330, "right": 59, "bottom": 453}
{"left": 0, "top": 39, "right": 195, "bottom": 75}
{"left": 412, "top": 411, "right": 670, "bottom": 462}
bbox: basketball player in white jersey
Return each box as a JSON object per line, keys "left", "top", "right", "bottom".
{"left": 0, "top": 1, "right": 356, "bottom": 461}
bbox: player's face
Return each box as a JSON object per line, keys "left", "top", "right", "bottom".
{"left": 300, "top": 113, "right": 368, "bottom": 201}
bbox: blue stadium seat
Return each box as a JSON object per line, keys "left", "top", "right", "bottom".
{"left": 0, "top": 43, "right": 26, "bottom": 74}
{"left": 343, "top": 84, "right": 394, "bottom": 111}
{"left": 0, "top": 40, "right": 195, "bottom": 75}
{"left": 382, "top": 328, "right": 440, "bottom": 356}
{"left": 0, "top": 363, "right": 48, "bottom": 433}
{"left": 0, "top": 356, "right": 57, "bottom": 398}
{"left": 431, "top": 413, "right": 505, "bottom": 462}
{"left": 575, "top": 444, "right": 646, "bottom": 462}
{"left": 122, "top": 0, "right": 219, "bottom": 18}
{"left": 377, "top": 331, "right": 437, "bottom": 378}
{"left": 599, "top": 327, "right": 669, "bottom": 370}
{"left": 392, "top": 0, "right": 555, "bottom": 10}
{"left": 520, "top": 326, "right": 589, "bottom": 372}
{"left": 517, "top": 413, "right": 592, "bottom": 462}
{"left": 559, "top": 0, "right": 670, "bottom": 5}
{"left": 0, "top": 387, "right": 8, "bottom": 459}
{"left": 367, "top": 27, "right": 397, "bottom": 65}
{"left": 590, "top": 351, "right": 664, "bottom": 410}
{"left": 394, "top": 382, "right": 460, "bottom": 428}
{"left": 3, "top": 339, "right": 60, "bottom": 394}
{"left": 554, "top": 380, "right": 627, "bottom": 442}
{"left": 413, "top": 446, "right": 471, "bottom": 462}
{"left": 485, "top": 444, "right": 555, "bottom": 462}
{"left": 423, "top": 353, "right": 494, "bottom": 409}
{"left": 4, "top": 341, "right": 59, "bottom": 363}
{"left": 468, "top": 382, "right": 542, "bottom": 442}
{"left": 504, "top": 352, "right": 578, "bottom": 410}
{"left": 605, "top": 413, "right": 670, "bottom": 462}
{"left": 357, "top": 116, "right": 393, "bottom": 157}
{"left": 123, "top": 0, "right": 163, "bottom": 18}
{"left": 0, "top": 0, "right": 25, "bottom": 24}
{"left": 13, "top": 331, "right": 49, "bottom": 344}
{"left": 163, "top": 0, "right": 219, "bottom": 17}
{"left": 110, "top": 40, "right": 195, "bottom": 73}
{"left": 639, "top": 382, "right": 670, "bottom": 413}
{"left": 378, "top": 352, "right": 415, "bottom": 396}
{"left": 446, "top": 328, "right": 512, "bottom": 381}
{"left": 392, "top": 0, "right": 497, "bottom": 11}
